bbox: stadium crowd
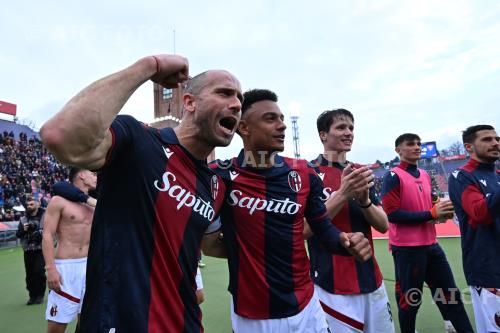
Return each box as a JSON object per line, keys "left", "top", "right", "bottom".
{"left": 0, "top": 130, "right": 68, "bottom": 222}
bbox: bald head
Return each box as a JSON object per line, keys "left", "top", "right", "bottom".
{"left": 185, "top": 70, "right": 237, "bottom": 96}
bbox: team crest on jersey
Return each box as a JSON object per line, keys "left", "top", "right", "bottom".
{"left": 495, "top": 311, "right": 500, "bottom": 328}
{"left": 211, "top": 175, "right": 219, "bottom": 200}
{"left": 50, "top": 305, "right": 58, "bottom": 317}
{"left": 418, "top": 183, "right": 423, "bottom": 192}
{"left": 288, "top": 171, "right": 302, "bottom": 192}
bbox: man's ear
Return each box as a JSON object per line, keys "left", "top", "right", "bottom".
{"left": 319, "top": 131, "right": 327, "bottom": 143}
{"left": 464, "top": 142, "right": 473, "bottom": 154}
{"left": 395, "top": 146, "right": 401, "bottom": 155}
{"left": 183, "top": 93, "right": 196, "bottom": 114}
{"left": 238, "top": 119, "right": 249, "bottom": 137}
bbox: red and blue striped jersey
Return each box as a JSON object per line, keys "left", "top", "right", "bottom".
{"left": 211, "top": 151, "right": 344, "bottom": 319}
{"left": 307, "top": 155, "right": 383, "bottom": 294}
{"left": 80, "top": 115, "right": 225, "bottom": 333}
{"left": 448, "top": 159, "right": 500, "bottom": 287}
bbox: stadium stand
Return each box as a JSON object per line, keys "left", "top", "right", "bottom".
{"left": 441, "top": 159, "right": 468, "bottom": 176}
{"left": 0, "top": 119, "right": 39, "bottom": 140}
{"left": 0, "top": 120, "right": 69, "bottom": 246}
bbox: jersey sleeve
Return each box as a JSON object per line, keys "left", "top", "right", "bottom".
{"left": 105, "top": 115, "right": 145, "bottom": 167}
{"left": 52, "top": 181, "right": 88, "bottom": 203}
{"left": 448, "top": 170, "right": 499, "bottom": 226}
{"left": 381, "top": 170, "right": 432, "bottom": 224}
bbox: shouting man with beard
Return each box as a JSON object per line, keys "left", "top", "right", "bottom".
{"left": 40, "top": 54, "right": 242, "bottom": 333}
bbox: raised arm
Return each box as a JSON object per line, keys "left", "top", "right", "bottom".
{"left": 40, "top": 55, "right": 189, "bottom": 170}
{"left": 41, "top": 196, "right": 64, "bottom": 293}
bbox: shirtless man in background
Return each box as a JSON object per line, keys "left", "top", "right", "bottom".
{"left": 42, "top": 167, "right": 97, "bottom": 333}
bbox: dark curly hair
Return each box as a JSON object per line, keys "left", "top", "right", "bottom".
{"left": 241, "top": 89, "right": 278, "bottom": 114}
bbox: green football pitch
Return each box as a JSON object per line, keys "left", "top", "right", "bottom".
{"left": 0, "top": 238, "right": 475, "bottom": 332}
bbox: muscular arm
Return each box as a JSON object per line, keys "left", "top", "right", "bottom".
{"left": 40, "top": 55, "right": 189, "bottom": 170}
{"left": 42, "top": 197, "right": 64, "bottom": 292}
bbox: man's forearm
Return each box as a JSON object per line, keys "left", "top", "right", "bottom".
{"left": 41, "top": 233, "right": 56, "bottom": 269}
{"left": 325, "top": 190, "right": 349, "bottom": 219}
{"left": 360, "top": 203, "right": 389, "bottom": 232}
{"left": 40, "top": 57, "right": 157, "bottom": 167}
{"left": 387, "top": 210, "right": 433, "bottom": 224}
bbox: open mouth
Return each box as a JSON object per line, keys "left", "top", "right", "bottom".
{"left": 219, "top": 117, "right": 237, "bottom": 134}
{"left": 274, "top": 134, "right": 285, "bottom": 142}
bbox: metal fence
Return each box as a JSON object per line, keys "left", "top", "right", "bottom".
{"left": 0, "top": 221, "right": 20, "bottom": 248}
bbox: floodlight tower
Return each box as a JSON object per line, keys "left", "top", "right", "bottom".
{"left": 289, "top": 101, "right": 301, "bottom": 159}
{"left": 291, "top": 115, "right": 300, "bottom": 158}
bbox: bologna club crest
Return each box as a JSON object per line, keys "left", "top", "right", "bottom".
{"left": 211, "top": 175, "right": 219, "bottom": 200}
{"left": 50, "top": 305, "right": 58, "bottom": 317}
{"left": 288, "top": 171, "right": 302, "bottom": 192}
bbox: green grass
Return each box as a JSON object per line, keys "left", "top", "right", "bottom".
{"left": 0, "top": 247, "right": 77, "bottom": 332}
{"left": 0, "top": 239, "right": 475, "bottom": 332}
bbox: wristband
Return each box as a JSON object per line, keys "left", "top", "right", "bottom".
{"left": 152, "top": 55, "right": 160, "bottom": 74}
{"left": 358, "top": 200, "right": 372, "bottom": 209}
{"left": 430, "top": 205, "right": 438, "bottom": 219}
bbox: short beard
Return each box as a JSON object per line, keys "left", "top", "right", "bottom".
{"left": 482, "top": 156, "right": 499, "bottom": 164}
{"left": 194, "top": 118, "right": 232, "bottom": 148}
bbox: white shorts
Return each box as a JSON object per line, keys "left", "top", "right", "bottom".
{"left": 230, "top": 290, "right": 329, "bottom": 333}
{"left": 470, "top": 286, "right": 500, "bottom": 332}
{"left": 45, "top": 258, "right": 87, "bottom": 324}
{"left": 195, "top": 267, "right": 203, "bottom": 290}
{"left": 315, "top": 283, "right": 395, "bottom": 333}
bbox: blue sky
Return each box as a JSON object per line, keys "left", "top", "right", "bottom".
{"left": 1, "top": 0, "right": 499, "bottom": 163}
